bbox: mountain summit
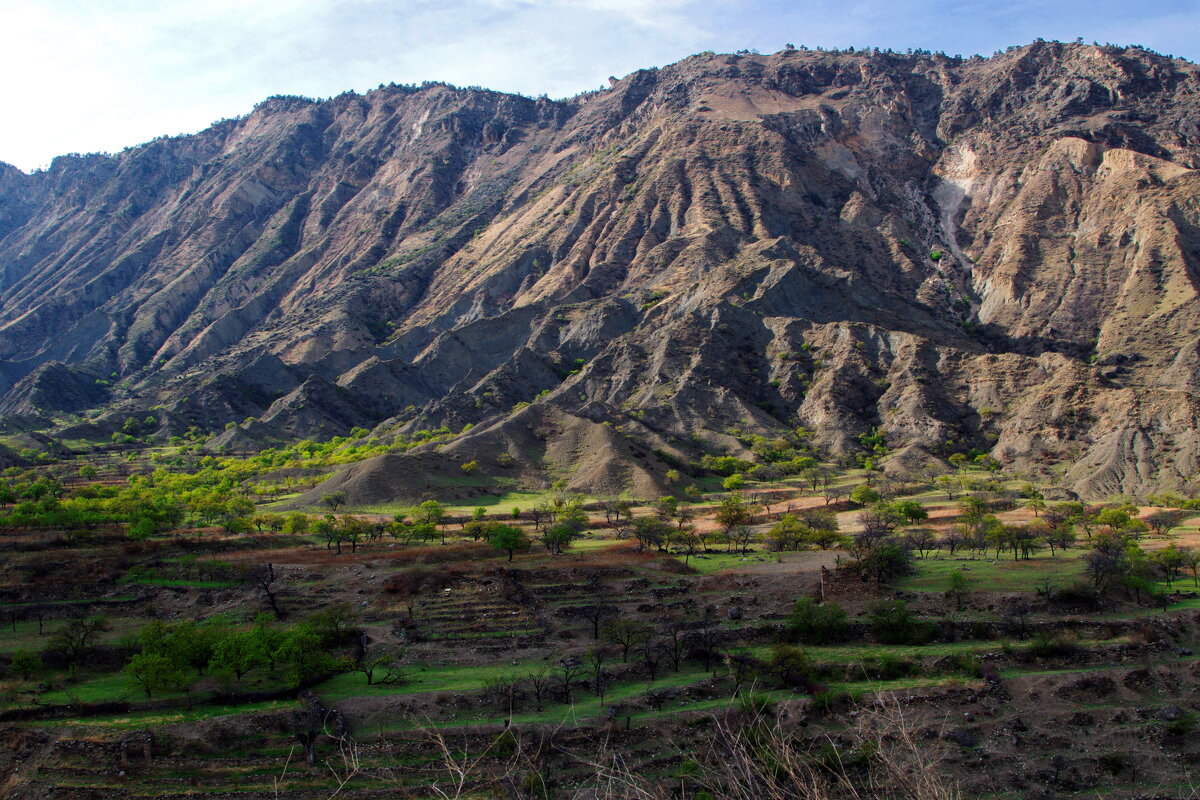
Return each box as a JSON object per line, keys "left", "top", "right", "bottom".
{"left": 1, "top": 41, "right": 1198, "bottom": 499}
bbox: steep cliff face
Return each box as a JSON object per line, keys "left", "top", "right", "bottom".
{"left": 1, "top": 42, "right": 1199, "bottom": 499}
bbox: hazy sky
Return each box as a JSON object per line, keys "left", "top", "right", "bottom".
{"left": 2, "top": 0, "right": 1197, "bottom": 172}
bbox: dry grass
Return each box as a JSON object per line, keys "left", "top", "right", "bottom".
{"left": 572, "top": 694, "right": 958, "bottom": 800}
{"left": 362, "top": 694, "right": 961, "bottom": 800}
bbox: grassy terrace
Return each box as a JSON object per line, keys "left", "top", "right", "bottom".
{"left": 899, "top": 553, "right": 1088, "bottom": 594}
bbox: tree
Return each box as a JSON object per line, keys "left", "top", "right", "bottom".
{"left": 891, "top": 500, "right": 928, "bottom": 525}
{"left": 1146, "top": 510, "right": 1190, "bottom": 537}
{"left": 766, "top": 514, "right": 806, "bottom": 551}
{"left": 856, "top": 542, "right": 916, "bottom": 584}
{"left": 356, "top": 643, "right": 404, "bottom": 686}
{"left": 553, "top": 657, "right": 586, "bottom": 705}
{"left": 50, "top": 615, "right": 111, "bottom": 673}
{"left": 672, "top": 525, "right": 703, "bottom": 563}
{"left": 587, "top": 647, "right": 610, "bottom": 702}
{"left": 9, "top": 650, "right": 42, "bottom": 681}
{"left": 282, "top": 512, "right": 310, "bottom": 534}
{"left": 598, "top": 497, "right": 634, "bottom": 527}
{"left": 652, "top": 496, "right": 678, "bottom": 522}
{"left": 573, "top": 604, "right": 620, "bottom": 639}
{"left": 540, "top": 524, "right": 578, "bottom": 555}
{"left": 602, "top": 619, "right": 650, "bottom": 662}
{"left": 125, "top": 652, "right": 188, "bottom": 698}
{"left": 903, "top": 527, "right": 937, "bottom": 559}
{"left": 321, "top": 491, "right": 348, "bottom": 513}
{"left": 722, "top": 473, "right": 746, "bottom": 491}
{"left": 416, "top": 500, "right": 448, "bottom": 543}
{"left": 209, "top": 631, "right": 265, "bottom": 683}
{"left": 935, "top": 474, "right": 961, "bottom": 500}
{"left": 1042, "top": 509, "right": 1077, "bottom": 555}
{"left": 1149, "top": 546, "right": 1179, "bottom": 589}
{"left": 715, "top": 495, "right": 753, "bottom": 534}
{"left": 945, "top": 570, "right": 970, "bottom": 610}
{"left": 632, "top": 517, "right": 672, "bottom": 552}
{"left": 849, "top": 484, "right": 881, "bottom": 506}
{"left": 251, "top": 613, "right": 285, "bottom": 671}
{"left": 528, "top": 504, "right": 553, "bottom": 531}
{"left": 251, "top": 562, "right": 284, "bottom": 617}
{"left": 525, "top": 670, "right": 552, "bottom": 712}
{"left": 728, "top": 525, "right": 757, "bottom": 554}
{"left": 801, "top": 466, "right": 831, "bottom": 492}
{"left": 1085, "top": 532, "right": 1137, "bottom": 592}
{"left": 487, "top": 525, "right": 529, "bottom": 562}
{"left": 278, "top": 629, "right": 344, "bottom": 687}
{"left": 867, "top": 599, "right": 932, "bottom": 645}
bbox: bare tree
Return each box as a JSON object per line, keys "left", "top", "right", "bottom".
{"left": 573, "top": 604, "right": 620, "bottom": 639}
{"left": 554, "top": 657, "right": 586, "bottom": 705}
{"left": 602, "top": 619, "right": 650, "bottom": 663}
{"left": 251, "top": 562, "right": 284, "bottom": 618}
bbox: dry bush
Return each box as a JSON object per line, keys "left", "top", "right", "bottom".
{"left": 358, "top": 695, "right": 960, "bottom": 800}
{"left": 573, "top": 694, "right": 958, "bottom": 800}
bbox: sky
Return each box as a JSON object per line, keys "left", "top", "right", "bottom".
{"left": 1, "top": 0, "right": 1198, "bottom": 172}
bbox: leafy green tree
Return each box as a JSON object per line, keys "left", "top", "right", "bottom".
{"left": 722, "top": 473, "right": 746, "bottom": 491}
{"left": 487, "top": 524, "right": 530, "bottom": 561}
{"left": 890, "top": 500, "right": 928, "bottom": 525}
{"left": 632, "top": 516, "right": 672, "bottom": 552}
{"left": 251, "top": 613, "right": 285, "bottom": 670}
{"left": 9, "top": 650, "right": 42, "bottom": 681}
{"left": 279, "top": 629, "right": 345, "bottom": 687}
{"left": 209, "top": 632, "right": 265, "bottom": 683}
{"left": 128, "top": 517, "right": 156, "bottom": 541}
{"left": 766, "top": 514, "right": 806, "bottom": 551}
{"left": 282, "top": 512, "right": 310, "bottom": 534}
{"left": 715, "top": 495, "right": 753, "bottom": 533}
{"left": 849, "top": 484, "right": 881, "bottom": 506}
{"left": 540, "top": 524, "right": 577, "bottom": 555}
{"left": 125, "top": 652, "right": 188, "bottom": 698}
{"left": 935, "top": 474, "right": 961, "bottom": 500}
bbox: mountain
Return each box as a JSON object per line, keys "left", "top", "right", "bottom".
{"left": 1, "top": 41, "right": 1199, "bottom": 500}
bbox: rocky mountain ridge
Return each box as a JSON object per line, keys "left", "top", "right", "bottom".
{"left": 1, "top": 41, "right": 1198, "bottom": 500}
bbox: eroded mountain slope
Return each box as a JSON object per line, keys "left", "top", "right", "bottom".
{"left": 1, "top": 41, "right": 1199, "bottom": 498}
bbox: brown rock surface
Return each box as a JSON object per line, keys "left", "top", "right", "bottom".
{"left": 1, "top": 42, "right": 1199, "bottom": 498}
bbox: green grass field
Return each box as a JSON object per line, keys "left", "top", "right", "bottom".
{"left": 900, "top": 553, "right": 1087, "bottom": 594}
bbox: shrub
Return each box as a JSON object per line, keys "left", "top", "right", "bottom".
{"left": 854, "top": 654, "right": 919, "bottom": 680}
{"left": 867, "top": 600, "right": 936, "bottom": 645}
{"left": 1164, "top": 710, "right": 1198, "bottom": 737}
{"left": 737, "top": 691, "right": 775, "bottom": 717}
{"left": 786, "top": 598, "right": 850, "bottom": 644}
{"left": 1024, "top": 632, "right": 1080, "bottom": 659}
{"left": 1050, "top": 582, "right": 1101, "bottom": 610}
{"left": 809, "top": 690, "right": 852, "bottom": 715}
{"left": 943, "top": 653, "right": 982, "bottom": 677}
